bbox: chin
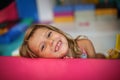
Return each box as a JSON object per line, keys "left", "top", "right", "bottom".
{"left": 61, "top": 49, "right": 69, "bottom": 57}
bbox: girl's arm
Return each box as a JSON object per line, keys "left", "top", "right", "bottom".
{"left": 77, "top": 39, "right": 96, "bottom": 58}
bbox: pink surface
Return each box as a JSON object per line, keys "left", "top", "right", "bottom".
{"left": 0, "top": 2, "right": 18, "bottom": 23}
{"left": 0, "top": 56, "right": 120, "bottom": 80}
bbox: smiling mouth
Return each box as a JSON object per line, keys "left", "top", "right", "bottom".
{"left": 55, "top": 40, "right": 62, "bottom": 52}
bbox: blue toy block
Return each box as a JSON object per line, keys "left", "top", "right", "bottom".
{"left": 74, "top": 4, "right": 95, "bottom": 11}
{"left": 0, "top": 19, "right": 33, "bottom": 44}
{"left": 0, "top": 24, "right": 27, "bottom": 43}
{"left": 0, "top": 33, "right": 24, "bottom": 56}
{"left": 53, "top": 5, "right": 73, "bottom": 12}
{"left": 0, "top": 19, "right": 33, "bottom": 56}
{"left": 15, "top": 0, "right": 38, "bottom": 21}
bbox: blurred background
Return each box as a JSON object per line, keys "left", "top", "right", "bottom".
{"left": 0, "top": 0, "right": 120, "bottom": 56}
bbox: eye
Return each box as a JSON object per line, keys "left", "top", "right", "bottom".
{"left": 41, "top": 44, "right": 45, "bottom": 51}
{"left": 47, "top": 32, "right": 52, "bottom": 38}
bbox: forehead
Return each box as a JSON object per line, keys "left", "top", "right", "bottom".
{"left": 34, "top": 27, "right": 49, "bottom": 35}
{"left": 29, "top": 27, "right": 50, "bottom": 43}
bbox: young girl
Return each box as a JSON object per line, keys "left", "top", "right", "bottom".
{"left": 19, "top": 24, "right": 105, "bottom": 58}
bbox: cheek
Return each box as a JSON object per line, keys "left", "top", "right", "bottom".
{"left": 45, "top": 48, "right": 63, "bottom": 58}
{"left": 42, "top": 49, "right": 55, "bottom": 58}
{"left": 62, "top": 47, "right": 68, "bottom": 55}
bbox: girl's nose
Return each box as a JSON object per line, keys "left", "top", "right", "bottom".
{"left": 47, "top": 38, "right": 54, "bottom": 45}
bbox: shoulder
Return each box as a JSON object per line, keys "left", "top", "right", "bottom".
{"left": 77, "top": 39, "right": 93, "bottom": 48}
{"left": 77, "top": 38, "right": 96, "bottom": 58}
{"left": 75, "top": 35, "right": 92, "bottom": 46}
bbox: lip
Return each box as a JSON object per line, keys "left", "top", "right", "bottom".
{"left": 54, "top": 40, "right": 62, "bottom": 52}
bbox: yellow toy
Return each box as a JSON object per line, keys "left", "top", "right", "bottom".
{"left": 107, "top": 48, "right": 120, "bottom": 59}
{"left": 116, "top": 34, "right": 120, "bottom": 50}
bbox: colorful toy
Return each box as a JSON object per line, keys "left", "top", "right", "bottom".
{"left": 116, "top": 34, "right": 120, "bottom": 50}
{"left": 106, "top": 34, "right": 120, "bottom": 59}
{"left": 0, "top": 19, "right": 33, "bottom": 56}
{"left": 0, "top": 1, "right": 18, "bottom": 23}
{"left": 0, "top": 21, "right": 18, "bottom": 35}
{"left": 96, "top": 3, "right": 117, "bottom": 21}
{"left": 53, "top": 5, "right": 74, "bottom": 23}
{"left": 16, "top": 0, "right": 38, "bottom": 21}
{"left": 74, "top": 4, "right": 95, "bottom": 25}
{"left": 0, "top": 19, "right": 33, "bottom": 44}
{"left": 107, "top": 48, "right": 120, "bottom": 59}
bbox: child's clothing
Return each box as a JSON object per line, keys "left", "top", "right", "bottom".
{"left": 78, "top": 35, "right": 88, "bottom": 58}
{"left": 80, "top": 48, "right": 87, "bottom": 58}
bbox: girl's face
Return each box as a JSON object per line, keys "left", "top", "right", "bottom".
{"left": 28, "top": 28, "right": 69, "bottom": 58}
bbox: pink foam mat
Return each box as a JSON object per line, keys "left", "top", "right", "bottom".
{"left": 0, "top": 2, "right": 18, "bottom": 23}
{"left": 0, "top": 56, "right": 120, "bottom": 80}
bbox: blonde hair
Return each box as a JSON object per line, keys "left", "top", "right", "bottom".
{"left": 19, "top": 24, "right": 82, "bottom": 58}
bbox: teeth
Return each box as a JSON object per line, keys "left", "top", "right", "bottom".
{"left": 55, "top": 40, "right": 62, "bottom": 52}
{"left": 56, "top": 46, "right": 58, "bottom": 51}
{"left": 58, "top": 41, "right": 61, "bottom": 46}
